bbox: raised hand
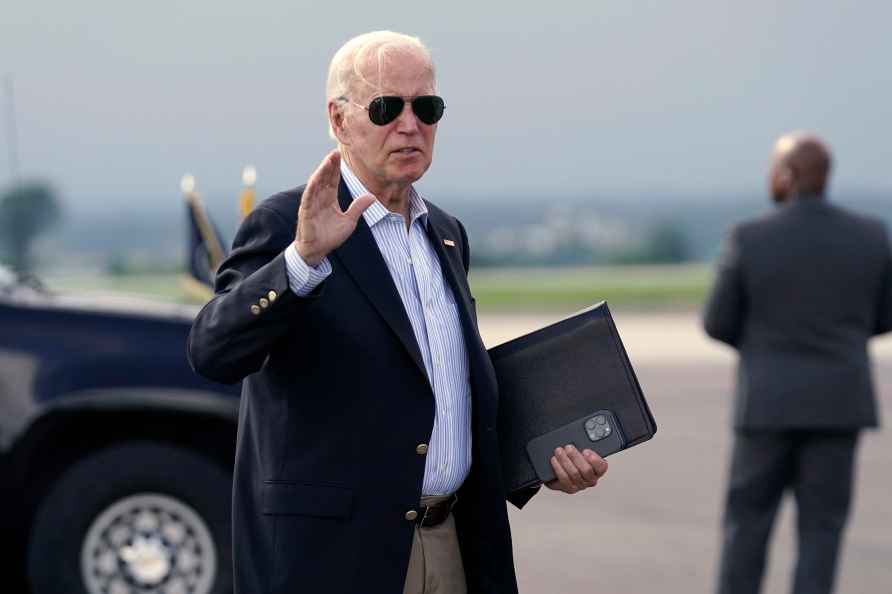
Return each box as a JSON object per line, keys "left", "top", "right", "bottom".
{"left": 294, "top": 151, "right": 375, "bottom": 266}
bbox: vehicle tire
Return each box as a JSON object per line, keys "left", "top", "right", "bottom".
{"left": 27, "top": 440, "right": 233, "bottom": 594}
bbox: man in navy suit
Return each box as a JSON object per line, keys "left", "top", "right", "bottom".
{"left": 189, "top": 30, "right": 608, "bottom": 594}
{"left": 705, "top": 132, "right": 892, "bottom": 594}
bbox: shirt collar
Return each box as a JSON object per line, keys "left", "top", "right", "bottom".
{"left": 339, "top": 160, "right": 429, "bottom": 229}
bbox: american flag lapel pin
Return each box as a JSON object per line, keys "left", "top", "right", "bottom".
{"left": 443, "top": 239, "right": 456, "bottom": 247}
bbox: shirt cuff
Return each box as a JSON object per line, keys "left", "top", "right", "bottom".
{"left": 284, "top": 244, "right": 332, "bottom": 296}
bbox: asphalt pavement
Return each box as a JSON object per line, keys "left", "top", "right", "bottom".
{"left": 476, "top": 312, "right": 892, "bottom": 594}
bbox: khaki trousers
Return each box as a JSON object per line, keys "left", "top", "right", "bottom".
{"left": 402, "top": 496, "right": 467, "bottom": 594}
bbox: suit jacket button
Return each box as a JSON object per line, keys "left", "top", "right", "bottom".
{"left": 268, "top": 290, "right": 278, "bottom": 302}
{"left": 405, "top": 510, "right": 418, "bottom": 522}
{"left": 416, "top": 443, "right": 428, "bottom": 455}
{"left": 250, "top": 304, "right": 261, "bottom": 315}
{"left": 259, "top": 297, "right": 270, "bottom": 308}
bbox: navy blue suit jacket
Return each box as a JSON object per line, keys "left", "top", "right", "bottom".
{"left": 188, "top": 181, "right": 536, "bottom": 593}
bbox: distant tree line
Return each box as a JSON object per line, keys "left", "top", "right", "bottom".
{"left": 473, "top": 219, "right": 691, "bottom": 267}
{"left": 608, "top": 221, "right": 691, "bottom": 264}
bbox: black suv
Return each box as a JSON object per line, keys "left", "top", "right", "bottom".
{"left": 0, "top": 269, "right": 240, "bottom": 594}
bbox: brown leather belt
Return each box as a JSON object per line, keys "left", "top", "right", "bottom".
{"left": 413, "top": 494, "right": 458, "bottom": 528}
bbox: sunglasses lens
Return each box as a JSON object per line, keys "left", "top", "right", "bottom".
{"left": 412, "top": 96, "right": 445, "bottom": 125}
{"left": 365, "top": 96, "right": 445, "bottom": 126}
{"left": 368, "top": 96, "right": 404, "bottom": 126}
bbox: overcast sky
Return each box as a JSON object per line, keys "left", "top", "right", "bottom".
{"left": 2, "top": 1, "right": 890, "bottom": 213}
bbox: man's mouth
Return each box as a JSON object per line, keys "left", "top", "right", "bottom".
{"left": 393, "top": 147, "right": 421, "bottom": 156}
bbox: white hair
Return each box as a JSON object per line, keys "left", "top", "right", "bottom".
{"left": 326, "top": 31, "right": 435, "bottom": 138}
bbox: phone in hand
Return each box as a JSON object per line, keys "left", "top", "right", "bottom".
{"left": 525, "top": 409, "right": 625, "bottom": 483}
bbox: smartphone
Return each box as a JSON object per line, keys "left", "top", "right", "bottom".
{"left": 525, "top": 409, "right": 625, "bottom": 483}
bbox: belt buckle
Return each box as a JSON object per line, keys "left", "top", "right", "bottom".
{"left": 418, "top": 494, "right": 457, "bottom": 527}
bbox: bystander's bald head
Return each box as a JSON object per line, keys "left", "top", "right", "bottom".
{"left": 769, "top": 132, "right": 833, "bottom": 203}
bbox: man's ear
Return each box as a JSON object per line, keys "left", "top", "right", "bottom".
{"left": 329, "top": 101, "right": 350, "bottom": 145}
{"left": 774, "top": 164, "right": 795, "bottom": 192}
{"left": 777, "top": 165, "right": 794, "bottom": 187}
{"left": 770, "top": 163, "right": 795, "bottom": 203}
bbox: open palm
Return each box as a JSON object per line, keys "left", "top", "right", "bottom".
{"left": 294, "top": 151, "right": 375, "bottom": 266}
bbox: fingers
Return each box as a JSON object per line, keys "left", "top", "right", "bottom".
{"left": 584, "top": 449, "right": 608, "bottom": 478}
{"left": 548, "top": 445, "right": 607, "bottom": 494}
{"left": 551, "top": 446, "right": 587, "bottom": 493}
{"left": 548, "top": 454, "right": 577, "bottom": 494}
{"left": 344, "top": 193, "right": 375, "bottom": 222}
{"left": 307, "top": 150, "right": 338, "bottom": 189}
{"left": 567, "top": 445, "right": 602, "bottom": 485}
{"left": 561, "top": 445, "right": 597, "bottom": 488}
{"left": 321, "top": 150, "right": 341, "bottom": 188}
{"left": 303, "top": 150, "right": 341, "bottom": 208}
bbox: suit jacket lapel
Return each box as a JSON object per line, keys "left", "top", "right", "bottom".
{"left": 426, "top": 220, "right": 474, "bottom": 325}
{"left": 425, "top": 214, "right": 492, "bottom": 379}
{"left": 330, "top": 181, "right": 427, "bottom": 379}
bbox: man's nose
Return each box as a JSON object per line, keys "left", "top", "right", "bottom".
{"left": 394, "top": 101, "right": 420, "bottom": 133}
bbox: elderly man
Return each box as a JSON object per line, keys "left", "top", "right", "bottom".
{"left": 188, "top": 31, "right": 607, "bottom": 594}
{"left": 704, "top": 132, "right": 892, "bottom": 594}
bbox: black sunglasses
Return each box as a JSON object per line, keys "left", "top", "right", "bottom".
{"left": 343, "top": 95, "right": 446, "bottom": 126}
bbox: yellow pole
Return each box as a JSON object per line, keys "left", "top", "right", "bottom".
{"left": 240, "top": 165, "right": 257, "bottom": 220}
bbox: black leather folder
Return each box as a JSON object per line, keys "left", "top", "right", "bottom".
{"left": 489, "top": 302, "right": 656, "bottom": 494}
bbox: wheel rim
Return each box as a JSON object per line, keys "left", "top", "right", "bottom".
{"left": 80, "top": 493, "right": 217, "bottom": 594}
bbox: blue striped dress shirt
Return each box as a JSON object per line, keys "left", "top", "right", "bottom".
{"left": 283, "top": 162, "right": 472, "bottom": 496}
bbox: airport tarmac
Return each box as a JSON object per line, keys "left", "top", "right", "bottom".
{"left": 476, "top": 311, "right": 892, "bottom": 593}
